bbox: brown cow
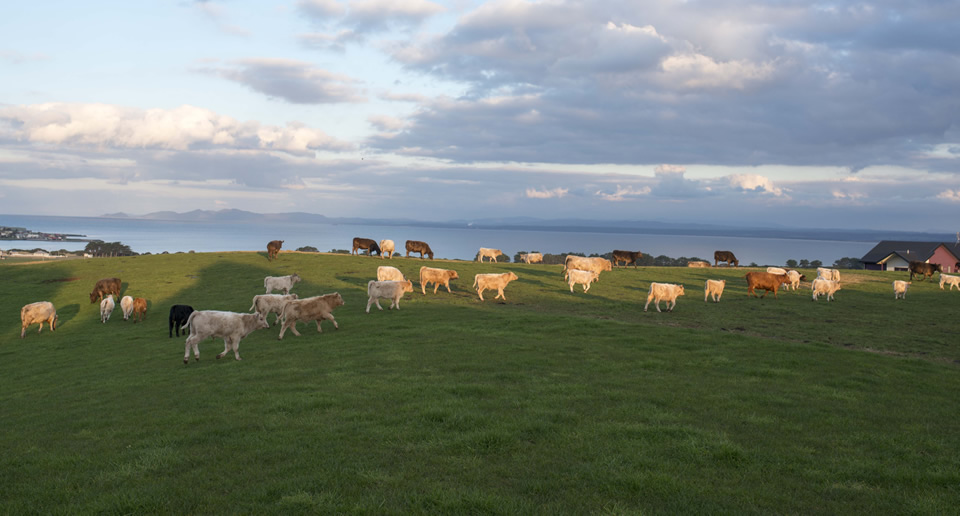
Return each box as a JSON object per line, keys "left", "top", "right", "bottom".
{"left": 612, "top": 250, "right": 643, "bottom": 268}
{"left": 89, "top": 278, "right": 122, "bottom": 303}
{"left": 419, "top": 266, "right": 459, "bottom": 294}
{"left": 267, "top": 240, "right": 283, "bottom": 260}
{"left": 744, "top": 271, "right": 790, "bottom": 299}
{"left": 714, "top": 250, "right": 739, "bottom": 267}
{"left": 132, "top": 297, "right": 148, "bottom": 323}
{"left": 352, "top": 237, "right": 382, "bottom": 256}
{"left": 277, "top": 293, "right": 345, "bottom": 340}
{"left": 405, "top": 240, "right": 434, "bottom": 259}
{"left": 909, "top": 260, "right": 941, "bottom": 281}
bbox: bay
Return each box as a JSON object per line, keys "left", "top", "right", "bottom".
{"left": 0, "top": 214, "right": 876, "bottom": 266}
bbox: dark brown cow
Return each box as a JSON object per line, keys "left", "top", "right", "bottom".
{"left": 612, "top": 250, "right": 642, "bottom": 268}
{"left": 909, "top": 260, "right": 942, "bottom": 281}
{"left": 714, "top": 250, "right": 739, "bottom": 267}
{"left": 267, "top": 240, "right": 283, "bottom": 260}
{"left": 352, "top": 237, "right": 382, "bottom": 256}
{"left": 405, "top": 240, "right": 434, "bottom": 259}
{"left": 744, "top": 271, "right": 790, "bottom": 299}
{"left": 89, "top": 277, "right": 122, "bottom": 303}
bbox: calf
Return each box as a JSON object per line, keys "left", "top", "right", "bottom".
{"left": 562, "top": 256, "right": 612, "bottom": 281}
{"left": 353, "top": 237, "right": 381, "bottom": 256}
{"left": 264, "top": 273, "right": 301, "bottom": 295}
{"left": 249, "top": 294, "right": 299, "bottom": 326}
{"left": 785, "top": 270, "right": 805, "bottom": 291}
{"left": 520, "top": 252, "right": 543, "bottom": 264}
{"left": 132, "top": 298, "right": 147, "bottom": 323}
{"left": 909, "top": 261, "right": 941, "bottom": 281}
{"left": 704, "top": 279, "right": 725, "bottom": 303}
{"left": 379, "top": 239, "right": 395, "bottom": 259}
{"left": 473, "top": 272, "right": 519, "bottom": 301}
{"left": 745, "top": 271, "right": 790, "bottom": 299}
{"left": 366, "top": 280, "right": 415, "bottom": 313}
{"left": 405, "top": 240, "right": 434, "bottom": 259}
{"left": 120, "top": 295, "right": 134, "bottom": 320}
{"left": 420, "top": 266, "right": 459, "bottom": 294}
{"left": 612, "top": 250, "right": 643, "bottom": 268}
{"left": 811, "top": 278, "right": 842, "bottom": 301}
{"left": 277, "top": 293, "right": 345, "bottom": 340}
{"left": 20, "top": 301, "right": 58, "bottom": 338}
{"left": 100, "top": 295, "right": 115, "bottom": 323}
{"left": 567, "top": 269, "right": 600, "bottom": 293}
{"left": 477, "top": 247, "right": 504, "bottom": 262}
{"left": 817, "top": 267, "right": 841, "bottom": 282}
{"left": 169, "top": 304, "right": 194, "bottom": 337}
{"left": 940, "top": 273, "right": 960, "bottom": 291}
{"left": 182, "top": 310, "right": 269, "bottom": 363}
{"left": 714, "top": 250, "right": 739, "bottom": 267}
{"left": 377, "top": 265, "right": 405, "bottom": 282}
{"left": 893, "top": 280, "right": 911, "bottom": 300}
{"left": 267, "top": 239, "right": 283, "bottom": 260}
{"left": 89, "top": 277, "right": 121, "bottom": 303}
{"left": 644, "top": 283, "right": 685, "bottom": 312}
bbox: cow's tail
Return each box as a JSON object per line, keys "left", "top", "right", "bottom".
{"left": 249, "top": 299, "right": 257, "bottom": 312}
{"left": 181, "top": 311, "right": 198, "bottom": 332}
{"left": 472, "top": 276, "right": 478, "bottom": 288}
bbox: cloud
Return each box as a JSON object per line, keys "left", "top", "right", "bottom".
{"left": 0, "top": 50, "right": 50, "bottom": 64}
{"left": 297, "top": 30, "right": 363, "bottom": 52}
{"left": 200, "top": 59, "right": 367, "bottom": 104}
{"left": 298, "top": 0, "right": 444, "bottom": 38}
{"left": 298, "top": 0, "right": 346, "bottom": 19}
{"left": 937, "top": 189, "right": 960, "bottom": 202}
{"left": 526, "top": 187, "right": 568, "bottom": 199}
{"left": 595, "top": 185, "right": 651, "bottom": 202}
{"left": 728, "top": 174, "right": 784, "bottom": 196}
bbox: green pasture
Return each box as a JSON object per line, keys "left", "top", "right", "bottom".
{"left": 1, "top": 251, "right": 958, "bottom": 514}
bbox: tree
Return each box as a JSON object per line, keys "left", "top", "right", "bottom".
{"left": 296, "top": 246, "right": 319, "bottom": 253}
{"left": 786, "top": 259, "right": 798, "bottom": 268}
{"left": 84, "top": 240, "right": 135, "bottom": 257}
{"left": 810, "top": 259, "right": 823, "bottom": 268}
{"left": 833, "top": 257, "right": 863, "bottom": 269}
{"left": 799, "top": 259, "right": 810, "bottom": 268}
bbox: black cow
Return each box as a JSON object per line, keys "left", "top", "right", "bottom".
{"left": 352, "top": 237, "right": 381, "bottom": 256}
{"left": 612, "top": 250, "right": 643, "bottom": 268}
{"left": 169, "top": 305, "right": 194, "bottom": 337}
{"left": 714, "top": 250, "right": 739, "bottom": 267}
{"left": 405, "top": 240, "right": 434, "bottom": 260}
{"left": 909, "top": 261, "right": 941, "bottom": 281}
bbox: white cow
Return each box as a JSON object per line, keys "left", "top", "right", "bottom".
{"left": 562, "top": 256, "right": 612, "bottom": 281}
{"left": 766, "top": 267, "right": 787, "bottom": 275}
{"left": 473, "top": 272, "right": 519, "bottom": 301}
{"left": 893, "top": 280, "right": 911, "bottom": 300}
{"left": 377, "top": 265, "right": 405, "bottom": 282}
{"left": 264, "top": 273, "right": 301, "bottom": 295}
{"left": 477, "top": 247, "right": 505, "bottom": 262}
{"left": 520, "top": 252, "right": 543, "bottom": 264}
{"left": 20, "top": 301, "right": 57, "bottom": 338}
{"left": 939, "top": 274, "right": 960, "bottom": 291}
{"left": 811, "top": 278, "right": 841, "bottom": 301}
{"left": 100, "top": 295, "right": 115, "bottom": 323}
{"left": 379, "top": 239, "right": 395, "bottom": 259}
{"left": 704, "top": 279, "right": 725, "bottom": 303}
{"left": 817, "top": 267, "right": 841, "bottom": 282}
{"left": 249, "top": 294, "right": 299, "bottom": 326}
{"left": 120, "top": 295, "right": 134, "bottom": 320}
{"left": 785, "top": 270, "right": 805, "bottom": 291}
{"left": 566, "top": 269, "right": 600, "bottom": 293}
{"left": 182, "top": 311, "right": 269, "bottom": 364}
{"left": 366, "top": 280, "right": 415, "bottom": 313}
{"left": 645, "top": 283, "right": 685, "bottom": 312}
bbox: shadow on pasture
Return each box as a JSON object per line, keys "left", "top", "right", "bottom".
{"left": 55, "top": 303, "right": 81, "bottom": 329}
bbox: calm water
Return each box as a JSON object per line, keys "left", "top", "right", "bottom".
{"left": 0, "top": 214, "right": 876, "bottom": 266}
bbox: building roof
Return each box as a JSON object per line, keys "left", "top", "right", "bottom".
{"left": 861, "top": 241, "right": 960, "bottom": 264}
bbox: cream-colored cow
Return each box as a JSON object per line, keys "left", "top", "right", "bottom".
{"left": 477, "top": 247, "right": 505, "bottom": 263}
{"left": 704, "top": 279, "right": 725, "bottom": 303}
{"left": 473, "top": 272, "right": 519, "bottom": 301}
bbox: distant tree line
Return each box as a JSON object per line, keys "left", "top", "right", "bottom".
{"left": 84, "top": 240, "right": 136, "bottom": 257}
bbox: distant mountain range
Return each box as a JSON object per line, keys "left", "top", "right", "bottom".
{"left": 100, "top": 209, "right": 956, "bottom": 243}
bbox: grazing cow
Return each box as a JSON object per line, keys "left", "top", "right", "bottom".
{"left": 377, "top": 266, "right": 405, "bottom": 282}
{"left": 352, "top": 237, "right": 382, "bottom": 256}
{"left": 182, "top": 311, "right": 269, "bottom": 363}
{"left": 264, "top": 273, "right": 301, "bottom": 295}
{"left": 169, "top": 304, "right": 194, "bottom": 337}
{"left": 20, "top": 301, "right": 58, "bottom": 338}
{"left": 405, "top": 240, "right": 434, "bottom": 259}
{"left": 477, "top": 247, "right": 505, "bottom": 262}
{"left": 100, "top": 295, "right": 115, "bottom": 323}
{"left": 817, "top": 267, "right": 841, "bottom": 282}
{"left": 940, "top": 274, "right": 960, "bottom": 291}
{"left": 249, "top": 294, "right": 299, "bottom": 326}
{"left": 120, "top": 295, "right": 134, "bottom": 321}
{"left": 132, "top": 298, "right": 147, "bottom": 323}
{"left": 419, "top": 266, "right": 459, "bottom": 294}
{"left": 785, "top": 270, "right": 806, "bottom": 291}
{"left": 379, "top": 239, "right": 395, "bottom": 259}
{"left": 473, "top": 272, "right": 519, "bottom": 301}
{"left": 89, "top": 277, "right": 122, "bottom": 303}
{"left": 714, "top": 251, "right": 739, "bottom": 267}
{"left": 267, "top": 240, "right": 284, "bottom": 260}
{"left": 909, "top": 261, "right": 942, "bottom": 281}
{"left": 520, "top": 252, "right": 543, "bottom": 264}
{"left": 893, "top": 280, "right": 911, "bottom": 300}
{"left": 366, "top": 280, "right": 415, "bottom": 313}
{"left": 562, "top": 256, "right": 612, "bottom": 281}
{"left": 687, "top": 260, "right": 711, "bottom": 268}
{"left": 766, "top": 267, "right": 787, "bottom": 275}
{"left": 277, "top": 293, "right": 344, "bottom": 340}
{"left": 811, "top": 278, "right": 842, "bottom": 301}
{"left": 612, "top": 250, "right": 643, "bottom": 268}
{"left": 704, "top": 279, "right": 725, "bottom": 303}
{"left": 567, "top": 269, "right": 600, "bottom": 293}
{"left": 745, "top": 271, "right": 790, "bottom": 299}
{"left": 644, "top": 283, "right": 685, "bottom": 312}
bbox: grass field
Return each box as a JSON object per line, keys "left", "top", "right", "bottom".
{"left": 2, "top": 251, "right": 959, "bottom": 514}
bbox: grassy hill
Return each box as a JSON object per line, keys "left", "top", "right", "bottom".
{"left": 2, "top": 251, "right": 959, "bottom": 513}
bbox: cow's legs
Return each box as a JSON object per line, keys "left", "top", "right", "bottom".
{"left": 320, "top": 312, "right": 338, "bottom": 330}
{"left": 496, "top": 288, "right": 506, "bottom": 300}
{"left": 477, "top": 288, "right": 485, "bottom": 301}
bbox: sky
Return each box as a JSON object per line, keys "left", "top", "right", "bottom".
{"left": 1, "top": 0, "right": 958, "bottom": 232}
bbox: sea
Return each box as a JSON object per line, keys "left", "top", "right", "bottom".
{"left": 0, "top": 214, "right": 878, "bottom": 266}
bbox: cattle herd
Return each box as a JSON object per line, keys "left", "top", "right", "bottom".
{"left": 16, "top": 237, "right": 958, "bottom": 364}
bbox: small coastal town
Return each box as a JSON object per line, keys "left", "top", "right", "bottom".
{"left": 0, "top": 226, "right": 87, "bottom": 242}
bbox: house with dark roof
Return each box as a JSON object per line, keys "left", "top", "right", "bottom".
{"left": 861, "top": 241, "right": 960, "bottom": 273}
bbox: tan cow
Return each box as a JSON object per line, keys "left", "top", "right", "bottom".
{"left": 21, "top": 301, "right": 58, "bottom": 338}
{"left": 132, "top": 297, "right": 147, "bottom": 323}
{"left": 120, "top": 295, "right": 135, "bottom": 320}
{"left": 893, "top": 280, "right": 911, "bottom": 300}
{"left": 644, "top": 283, "right": 685, "bottom": 312}
{"left": 249, "top": 293, "right": 299, "bottom": 326}
{"left": 377, "top": 266, "right": 405, "bottom": 282}
{"left": 366, "top": 280, "right": 415, "bottom": 313}
{"left": 182, "top": 310, "right": 269, "bottom": 363}
{"left": 264, "top": 273, "right": 301, "bottom": 295}
{"left": 704, "top": 279, "right": 725, "bottom": 303}
{"left": 277, "top": 293, "right": 344, "bottom": 340}
{"left": 811, "top": 278, "right": 841, "bottom": 301}
{"left": 567, "top": 269, "right": 599, "bottom": 293}
{"left": 477, "top": 247, "right": 505, "bottom": 262}
{"left": 473, "top": 272, "right": 519, "bottom": 301}
{"left": 419, "top": 266, "right": 459, "bottom": 294}
{"left": 379, "top": 239, "right": 395, "bottom": 259}
{"left": 520, "top": 252, "right": 543, "bottom": 264}
{"left": 562, "top": 256, "right": 612, "bottom": 281}
{"left": 100, "top": 295, "right": 115, "bottom": 323}
{"left": 939, "top": 274, "right": 960, "bottom": 291}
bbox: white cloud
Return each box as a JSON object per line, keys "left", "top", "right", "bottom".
{"left": 595, "top": 185, "right": 651, "bottom": 201}
{"left": 660, "top": 53, "right": 778, "bottom": 90}
{"left": 203, "top": 58, "right": 366, "bottom": 104}
{"left": 298, "top": 0, "right": 346, "bottom": 18}
{"left": 526, "top": 187, "right": 568, "bottom": 199}
{"left": 728, "top": 174, "right": 784, "bottom": 196}
{"left": 937, "top": 189, "right": 960, "bottom": 202}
